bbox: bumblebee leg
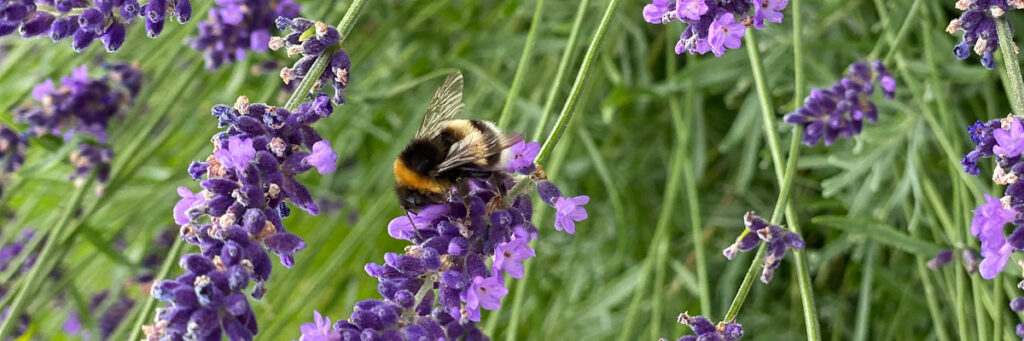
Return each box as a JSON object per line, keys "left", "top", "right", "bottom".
{"left": 455, "top": 177, "right": 472, "bottom": 219}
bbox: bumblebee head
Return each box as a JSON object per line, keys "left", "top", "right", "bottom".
{"left": 395, "top": 184, "right": 446, "bottom": 212}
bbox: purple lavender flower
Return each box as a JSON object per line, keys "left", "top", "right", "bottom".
{"left": 306, "top": 140, "right": 338, "bottom": 174}
{"left": 296, "top": 161, "right": 586, "bottom": 339}
{"left": 927, "top": 249, "right": 954, "bottom": 270}
{"left": 662, "top": 313, "right": 744, "bottom": 341}
{"left": 66, "top": 291, "right": 136, "bottom": 340}
{"left": 947, "top": 0, "right": 1020, "bottom": 69}
{"left": 13, "top": 63, "right": 141, "bottom": 187}
{"left": 493, "top": 238, "right": 534, "bottom": 279}
{"left": 535, "top": 180, "right": 590, "bottom": 234}
{"left": 0, "top": 126, "right": 27, "bottom": 176}
{"left": 271, "top": 17, "right": 351, "bottom": 105}
{"left": 505, "top": 140, "right": 539, "bottom": 174}
{"left": 963, "top": 248, "right": 981, "bottom": 274}
{"left": 708, "top": 13, "right": 745, "bottom": 57}
{"left": 553, "top": 195, "right": 589, "bottom": 234}
{"left": 994, "top": 117, "right": 1024, "bottom": 157}
{"left": 970, "top": 194, "right": 1017, "bottom": 279}
{"left": 463, "top": 276, "right": 509, "bottom": 321}
{"left": 188, "top": 0, "right": 301, "bottom": 70}
{"left": 174, "top": 186, "right": 205, "bottom": 225}
{"left": 145, "top": 95, "right": 338, "bottom": 341}
{"left": 723, "top": 212, "right": 804, "bottom": 283}
{"left": 297, "top": 310, "right": 341, "bottom": 341}
{"left": 213, "top": 136, "right": 256, "bottom": 171}
{"left": 0, "top": 0, "right": 192, "bottom": 52}
{"left": 643, "top": 0, "right": 674, "bottom": 23}
{"left": 644, "top": 0, "right": 785, "bottom": 57}
{"left": 0, "top": 230, "right": 37, "bottom": 339}
{"left": 677, "top": 0, "right": 709, "bottom": 21}
{"left": 752, "top": 0, "right": 787, "bottom": 29}
{"left": 783, "top": 61, "right": 896, "bottom": 146}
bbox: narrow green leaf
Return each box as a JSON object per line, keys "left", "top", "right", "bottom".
{"left": 811, "top": 215, "right": 944, "bottom": 257}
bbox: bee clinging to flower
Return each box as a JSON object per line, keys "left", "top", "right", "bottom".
{"left": 393, "top": 72, "right": 522, "bottom": 212}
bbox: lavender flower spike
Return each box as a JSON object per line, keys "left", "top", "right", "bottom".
{"left": 643, "top": 0, "right": 787, "bottom": 57}
{"left": 0, "top": 0, "right": 192, "bottom": 52}
{"left": 296, "top": 148, "right": 587, "bottom": 339}
{"left": 272, "top": 17, "right": 351, "bottom": 105}
{"left": 947, "top": 0, "right": 1020, "bottom": 69}
{"left": 784, "top": 60, "right": 896, "bottom": 146}
{"left": 661, "top": 312, "right": 744, "bottom": 341}
{"left": 145, "top": 95, "right": 338, "bottom": 341}
{"left": 722, "top": 212, "right": 804, "bottom": 283}
{"left": 188, "top": 0, "right": 301, "bottom": 69}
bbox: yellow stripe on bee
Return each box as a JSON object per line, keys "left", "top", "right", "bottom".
{"left": 394, "top": 158, "right": 447, "bottom": 193}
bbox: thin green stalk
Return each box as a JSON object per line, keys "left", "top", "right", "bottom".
{"left": 646, "top": 79, "right": 694, "bottom": 340}
{"left": 534, "top": 0, "right": 617, "bottom": 165}
{"left": 677, "top": 88, "right": 711, "bottom": 315}
{"left": 504, "top": 0, "right": 620, "bottom": 204}
{"left": 722, "top": 245, "right": 768, "bottom": 321}
{"left": 744, "top": 32, "right": 783, "bottom": 179}
{"left": 496, "top": 0, "right": 546, "bottom": 128}
{"left": 865, "top": 0, "right": 920, "bottom": 64}
{"left": 0, "top": 174, "right": 93, "bottom": 339}
{"left": 971, "top": 276, "right": 989, "bottom": 341}
{"left": 125, "top": 238, "right": 185, "bottom": 341}
{"left": 721, "top": 31, "right": 818, "bottom": 337}
{"left": 283, "top": 0, "right": 369, "bottom": 111}
{"left": 505, "top": 257, "right": 533, "bottom": 340}
{"left": 532, "top": 0, "right": 589, "bottom": 141}
{"left": 788, "top": 0, "right": 821, "bottom": 337}
{"left": 996, "top": 16, "right": 1024, "bottom": 117}
{"left": 852, "top": 243, "right": 877, "bottom": 341}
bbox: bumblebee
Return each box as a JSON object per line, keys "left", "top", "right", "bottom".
{"left": 394, "top": 72, "right": 522, "bottom": 212}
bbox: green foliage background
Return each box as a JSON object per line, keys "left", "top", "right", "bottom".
{"left": 0, "top": 0, "right": 1017, "bottom": 340}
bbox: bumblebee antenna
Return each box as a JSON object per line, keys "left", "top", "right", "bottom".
{"left": 405, "top": 210, "right": 424, "bottom": 240}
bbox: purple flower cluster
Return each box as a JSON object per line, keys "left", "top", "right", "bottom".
{"left": 660, "top": 313, "right": 744, "bottom": 341}
{"left": 64, "top": 291, "right": 136, "bottom": 340}
{"left": 295, "top": 145, "right": 588, "bottom": 340}
{"left": 926, "top": 248, "right": 981, "bottom": 274}
{"left": 0, "top": 229, "right": 37, "bottom": 339}
{"left": 0, "top": 126, "right": 26, "bottom": 176}
{"left": 783, "top": 61, "right": 896, "bottom": 146}
{"left": 947, "top": 0, "right": 1022, "bottom": 69}
{"left": 959, "top": 114, "right": 1024, "bottom": 278}
{"left": 270, "top": 17, "right": 351, "bottom": 105}
{"left": 0, "top": 0, "right": 192, "bottom": 52}
{"left": 187, "top": 0, "right": 301, "bottom": 70}
{"left": 144, "top": 95, "right": 340, "bottom": 341}
{"left": 64, "top": 228, "right": 176, "bottom": 340}
{"left": 642, "top": 0, "right": 787, "bottom": 57}
{"left": 13, "top": 63, "right": 142, "bottom": 187}
{"left": 722, "top": 212, "right": 804, "bottom": 283}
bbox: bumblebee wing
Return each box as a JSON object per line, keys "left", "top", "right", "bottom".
{"left": 415, "top": 72, "right": 464, "bottom": 139}
{"left": 432, "top": 132, "right": 523, "bottom": 175}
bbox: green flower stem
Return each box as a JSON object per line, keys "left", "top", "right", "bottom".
{"left": 125, "top": 237, "right": 185, "bottom": 341}
{"left": 866, "top": 0, "right": 921, "bottom": 65}
{"left": 852, "top": 243, "right": 877, "bottom": 341}
{"left": 787, "top": 0, "right": 821, "bottom": 337}
{"left": 405, "top": 272, "right": 438, "bottom": 320}
{"left": 283, "top": 0, "right": 369, "bottom": 111}
{"left": 0, "top": 173, "right": 94, "bottom": 339}
{"left": 496, "top": 0, "right": 546, "bottom": 128}
{"left": 673, "top": 63, "right": 710, "bottom": 315}
{"left": 504, "top": 0, "right": 620, "bottom": 205}
{"left": 995, "top": 16, "right": 1024, "bottom": 118}
{"left": 722, "top": 31, "right": 819, "bottom": 340}
{"left": 532, "top": 0, "right": 589, "bottom": 142}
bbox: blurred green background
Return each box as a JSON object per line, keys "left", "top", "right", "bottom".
{"left": 0, "top": 0, "right": 1021, "bottom": 339}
